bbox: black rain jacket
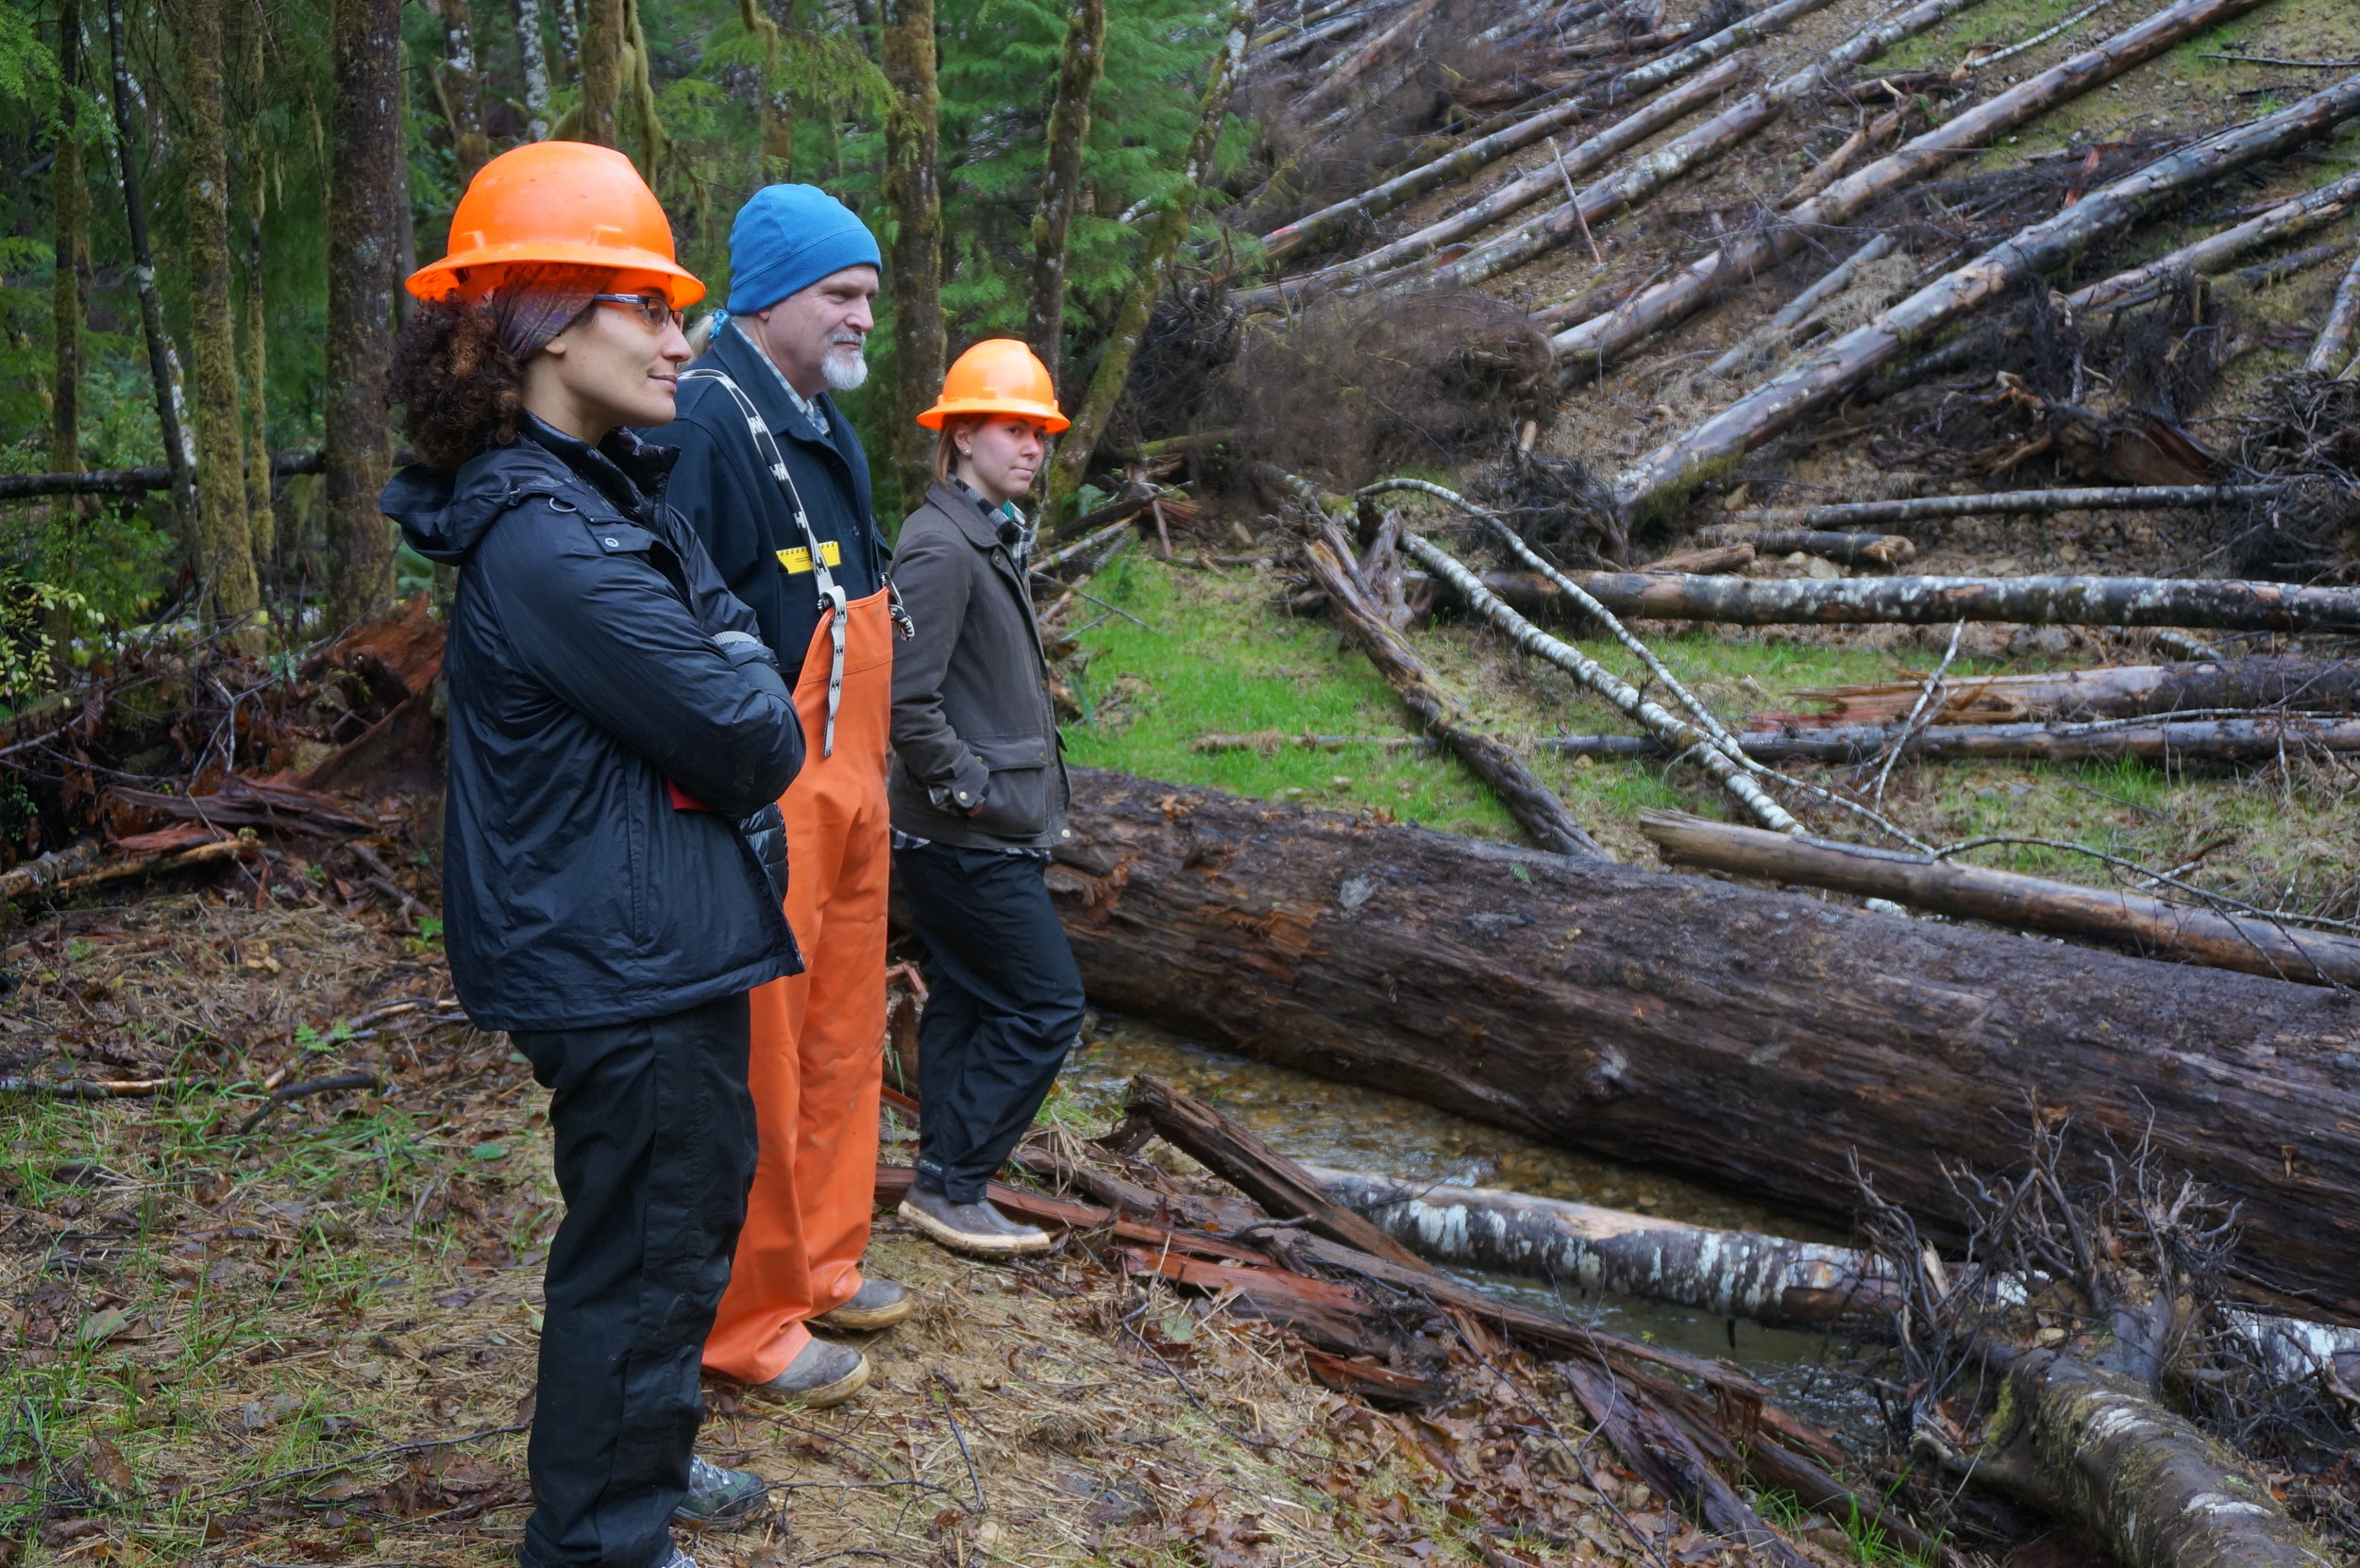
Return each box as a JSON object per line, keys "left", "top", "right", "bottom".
{"left": 382, "top": 416, "right": 805, "bottom": 1033}
{"left": 656, "top": 322, "right": 887, "bottom": 675}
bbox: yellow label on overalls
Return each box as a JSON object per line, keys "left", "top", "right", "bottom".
{"left": 776, "top": 541, "right": 844, "bottom": 574}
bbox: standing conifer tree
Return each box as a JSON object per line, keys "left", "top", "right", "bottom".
{"left": 579, "top": 0, "right": 621, "bottom": 145}
{"left": 737, "top": 0, "right": 788, "bottom": 175}
{"left": 1045, "top": 0, "right": 1248, "bottom": 521}
{"left": 324, "top": 0, "right": 402, "bottom": 628}
{"left": 438, "top": 0, "right": 491, "bottom": 184}
{"left": 1025, "top": 0, "right": 1104, "bottom": 386}
{"left": 881, "top": 0, "right": 940, "bottom": 504}
{"left": 230, "top": 0, "right": 273, "bottom": 570}
{"left": 182, "top": 0, "right": 264, "bottom": 651}
{"left": 51, "top": 0, "right": 87, "bottom": 477}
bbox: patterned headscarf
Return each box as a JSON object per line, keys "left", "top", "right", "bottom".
{"left": 481, "top": 264, "right": 612, "bottom": 362}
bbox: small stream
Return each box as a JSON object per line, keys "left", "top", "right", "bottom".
{"left": 1065, "top": 1016, "right": 1887, "bottom": 1436}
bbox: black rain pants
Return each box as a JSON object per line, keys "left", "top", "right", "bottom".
{"left": 898, "top": 843, "right": 1086, "bottom": 1204}
{"left": 511, "top": 990, "right": 758, "bottom": 1568}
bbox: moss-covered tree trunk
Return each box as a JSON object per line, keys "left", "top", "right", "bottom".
{"left": 103, "top": 0, "right": 199, "bottom": 539}
{"left": 736, "top": 0, "right": 788, "bottom": 176}
{"left": 182, "top": 0, "right": 264, "bottom": 652}
{"left": 438, "top": 0, "right": 492, "bottom": 184}
{"left": 1043, "top": 0, "right": 1248, "bottom": 524}
{"left": 621, "top": 0, "right": 662, "bottom": 173}
{"left": 230, "top": 0, "right": 273, "bottom": 573}
{"left": 513, "top": 0, "right": 551, "bottom": 139}
{"left": 880, "top": 0, "right": 940, "bottom": 506}
{"left": 51, "top": 0, "right": 86, "bottom": 478}
{"left": 1023, "top": 0, "right": 1104, "bottom": 388}
{"left": 578, "top": 0, "right": 621, "bottom": 146}
{"left": 324, "top": 0, "right": 402, "bottom": 629}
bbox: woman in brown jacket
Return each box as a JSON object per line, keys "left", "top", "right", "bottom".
{"left": 886, "top": 340, "right": 1083, "bottom": 1256}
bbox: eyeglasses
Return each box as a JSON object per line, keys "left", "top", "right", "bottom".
{"left": 590, "top": 293, "right": 682, "bottom": 330}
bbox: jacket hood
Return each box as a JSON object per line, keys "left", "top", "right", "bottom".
{"left": 381, "top": 417, "right": 679, "bottom": 565}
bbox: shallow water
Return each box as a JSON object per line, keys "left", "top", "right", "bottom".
{"left": 1064, "top": 1016, "right": 1885, "bottom": 1431}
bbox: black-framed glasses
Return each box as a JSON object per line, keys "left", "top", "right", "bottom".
{"left": 590, "top": 293, "right": 681, "bottom": 330}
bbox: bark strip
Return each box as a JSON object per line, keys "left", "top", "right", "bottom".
{"left": 1615, "top": 74, "right": 2360, "bottom": 517}
{"left": 1639, "top": 809, "right": 2360, "bottom": 986}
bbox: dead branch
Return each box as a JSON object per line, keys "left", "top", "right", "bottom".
{"left": 1691, "top": 525, "right": 1915, "bottom": 564}
{"left": 1614, "top": 74, "right": 2360, "bottom": 518}
{"left": 233, "top": 1072, "right": 382, "bottom": 1137}
{"left": 1640, "top": 809, "right": 2360, "bottom": 986}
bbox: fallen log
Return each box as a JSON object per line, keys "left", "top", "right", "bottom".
{"left": 1615, "top": 73, "right": 2360, "bottom": 518}
{"left": 1639, "top": 808, "right": 2360, "bottom": 987}
{"left": 2304, "top": 246, "right": 2360, "bottom": 377}
{"left": 1550, "top": 0, "right": 2279, "bottom": 376}
{"left": 1718, "top": 483, "right": 2284, "bottom": 527}
{"left": 1463, "top": 565, "right": 2360, "bottom": 632}
{"left": 1547, "top": 713, "right": 2360, "bottom": 764}
{"left": 1252, "top": 0, "right": 1839, "bottom": 259}
{"left": 0, "top": 448, "right": 323, "bottom": 502}
{"left": 1234, "top": 57, "right": 1745, "bottom": 310}
{"left": 2228, "top": 236, "right": 2348, "bottom": 289}
{"left": 1691, "top": 525, "right": 1914, "bottom": 565}
{"left": 107, "top": 774, "right": 378, "bottom": 836}
{"left": 1050, "top": 768, "right": 2360, "bottom": 1319}
{"left": 1291, "top": 0, "right": 1439, "bottom": 115}
{"left": 1778, "top": 656, "right": 2360, "bottom": 726}
{"left": 1399, "top": 528, "right": 1800, "bottom": 831}
{"left": 1296, "top": 526, "right": 1607, "bottom": 858}
{"left": 4, "top": 834, "right": 259, "bottom": 903}
{"left": 1709, "top": 233, "right": 1898, "bottom": 376}
{"left": 2065, "top": 164, "right": 2360, "bottom": 312}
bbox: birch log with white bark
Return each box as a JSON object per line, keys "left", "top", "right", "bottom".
{"left": 2303, "top": 248, "right": 2360, "bottom": 377}
{"left": 1397, "top": 530, "right": 1800, "bottom": 831}
{"left": 1554, "top": 714, "right": 2360, "bottom": 764}
{"left": 1551, "top": 0, "right": 2277, "bottom": 376}
{"left": 1614, "top": 73, "right": 2360, "bottom": 520}
{"left": 1780, "top": 656, "right": 2360, "bottom": 726}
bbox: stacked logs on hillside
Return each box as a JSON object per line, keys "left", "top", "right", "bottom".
{"left": 882, "top": 1071, "right": 1923, "bottom": 1564}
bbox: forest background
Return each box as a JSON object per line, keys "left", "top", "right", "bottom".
{"left": 0, "top": 0, "right": 1241, "bottom": 692}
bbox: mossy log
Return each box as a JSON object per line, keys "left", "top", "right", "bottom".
{"left": 1050, "top": 770, "right": 2360, "bottom": 1320}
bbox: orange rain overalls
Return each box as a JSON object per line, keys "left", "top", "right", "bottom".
{"left": 677, "top": 363, "right": 901, "bottom": 1386}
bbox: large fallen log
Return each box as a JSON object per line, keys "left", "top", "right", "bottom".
{"left": 1463, "top": 566, "right": 2360, "bottom": 632}
{"left": 1615, "top": 73, "right": 2360, "bottom": 518}
{"left": 2065, "top": 164, "right": 2360, "bottom": 312}
{"left": 1549, "top": 0, "right": 2279, "bottom": 376}
{"left": 2305, "top": 247, "right": 2360, "bottom": 377}
{"left": 1779, "top": 656, "right": 2360, "bottom": 726}
{"left": 1548, "top": 713, "right": 2360, "bottom": 764}
{"left": 1640, "top": 808, "right": 2360, "bottom": 987}
{"left": 1051, "top": 768, "right": 2360, "bottom": 1320}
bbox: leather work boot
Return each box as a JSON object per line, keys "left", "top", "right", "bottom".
{"left": 751, "top": 1336, "right": 870, "bottom": 1408}
{"left": 815, "top": 1276, "right": 915, "bottom": 1332}
{"left": 671, "top": 1455, "right": 767, "bottom": 1526}
{"left": 898, "top": 1188, "right": 1053, "bottom": 1256}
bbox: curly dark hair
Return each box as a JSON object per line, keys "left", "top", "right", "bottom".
{"left": 387, "top": 295, "right": 528, "bottom": 472}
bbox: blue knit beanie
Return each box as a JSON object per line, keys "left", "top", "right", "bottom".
{"left": 726, "top": 184, "right": 883, "bottom": 314}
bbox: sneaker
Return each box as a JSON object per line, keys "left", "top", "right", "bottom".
{"left": 657, "top": 1546, "right": 700, "bottom": 1568}
{"left": 898, "top": 1188, "right": 1054, "bottom": 1256}
{"left": 750, "top": 1336, "right": 870, "bottom": 1408}
{"left": 815, "top": 1276, "right": 915, "bottom": 1332}
{"left": 671, "top": 1455, "right": 767, "bottom": 1526}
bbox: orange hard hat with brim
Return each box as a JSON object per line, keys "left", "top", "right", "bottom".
{"left": 918, "top": 339, "right": 1069, "bottom": 432}
{"left": 406, "top": 142, "right": 705, "bottom": 308}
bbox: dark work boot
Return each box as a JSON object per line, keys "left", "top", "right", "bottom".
{"left": 898, "top": 1188, "right": 1053, "bottom": 1256}
{"left": 814, "top": 1276, "right": 915, "bottom": 1332}
{"left": 671, "top": 1456, "right": 767, "bottom": 1527}
{"left": 750, "top": 1336, "right": 870, "bottom": 1408}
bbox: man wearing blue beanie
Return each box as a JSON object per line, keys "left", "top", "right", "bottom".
{"left": 654, "top": 183, "right": 913, "bottom": 1419}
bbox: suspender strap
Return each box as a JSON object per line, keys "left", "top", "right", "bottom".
{"left": 679, "top": 365, "right": 852, "bottom": 757}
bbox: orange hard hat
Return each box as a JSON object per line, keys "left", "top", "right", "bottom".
{"left": 406, "top": 142, "right": 705, "bottom": 307}
{"left": 918, "top": 339, "right": 1070, "bottom": 432}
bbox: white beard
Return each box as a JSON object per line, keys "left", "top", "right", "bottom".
{"left": 823, "top": 348, "right": 869, "bottom": 392}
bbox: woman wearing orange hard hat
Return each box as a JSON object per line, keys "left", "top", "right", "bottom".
{"left": 885, "top": 339, "right": 1085, "bottom": 1256}
{"left": 379, "top": 143, "right": 800, "bottom": 1568}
